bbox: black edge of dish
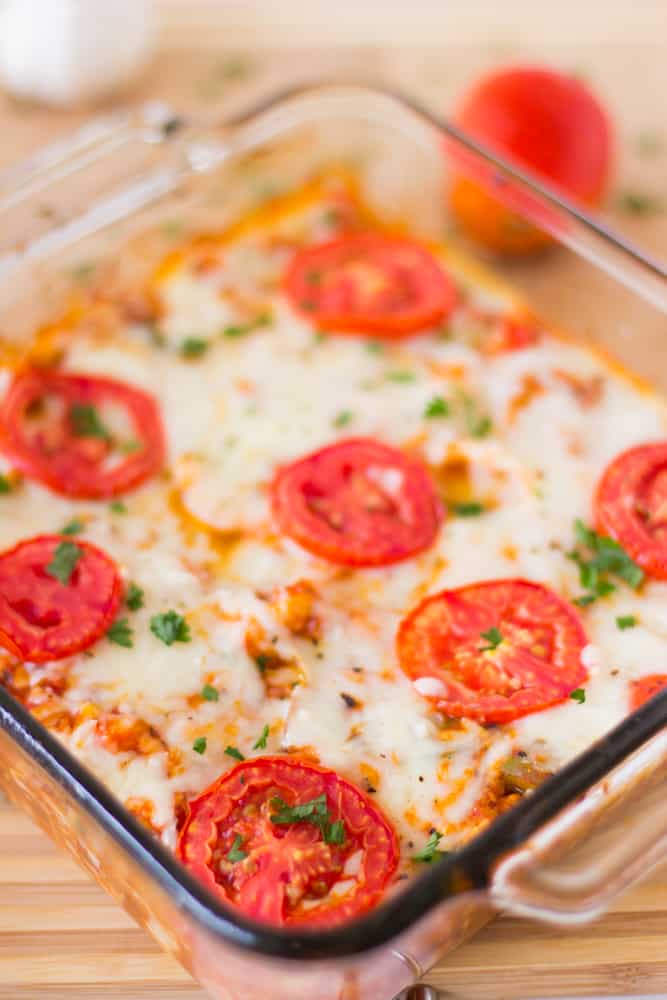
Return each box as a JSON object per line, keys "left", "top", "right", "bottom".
{"left": 2, "top": 682, "right": 666, "bottom": 961}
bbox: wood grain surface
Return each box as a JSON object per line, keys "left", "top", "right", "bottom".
{"left": 0, "top": 10, "right": 665, "bottom": 998}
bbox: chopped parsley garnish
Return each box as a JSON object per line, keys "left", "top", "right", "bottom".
{"left": 107, "top": 617, "right": 133, "bottom": 648}
{"left": 201, "top": 683, "right": 219, "bottom": 702}
{"left": 253, "top": 724, "right": 269, "bottom": 750}
{"left": 452, "top": 502, "right": 485, "bottom": 517}
{"left": 180, "top": 337, "right": 209, "bottom": 358}
{"left": 222, "top": 312, "right": 272, "bottom": 339}
{"left": 270, "top": 793, "right": 345, "bottom": 845}
{"left": 333, "top": 410, "right": 353, "bottom": 428}
{"left": 459, "top": 392, "right": 493, "bottom": 438}
{"left": 424, "top": 395, "right": 450, "bottom": 419}
{"left": 616, "top": 615, "right": 637, "bottom": 630}
{"left": 414, "top": 830, "right": 447, "bottom": 863}
{"left": 109, "top": 500, "right": 127, "bottom": 513}
{"left": 567, "top": 519, "right": 644, "bottom": 607}
{"left": 570, "top": 688, "right": 586, "bottom": 704}
{"left": 193, "top": 736, "right": 207, "bottom": 755}
{"left": 479, "top": 627, "right": 503, "bottom": 652}
{"left": 45, "top": 541, "right": 82, "bottom": 585}
{"left": 69, "top": 403, "right": 111, "bottom": 441}
{"left": 224, "top": 745, "right": 245, "bottom": 762}
{"left": 61, "top": 518, "right": 84, "bottom": 536}
{"left": 254, "top": 654, "right": 270, "bottom": 673}
{"left": 150, "top": 610, "right": 191, "bottom": 646}
{"left": 227, "top": 834, "right": 248, "bottom": 863}
{"left": 386, "top": 370, "right": 416, "bottom": 383}
{"left": 125, "top": 582, "right": 144, "bottom": 611}
{"left": 71, "top": 261, "right": 96, "bottom": 284}
{"left": 0, "top": 475, "right": 12, "bottom": 494}
{"left": 616, "top": 191, "right": 663, "bottom": 216}
{"left": 365, "top": 340, "right": 384, "bottom": 354}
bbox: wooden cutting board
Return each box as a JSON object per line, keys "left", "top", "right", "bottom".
{"left": 0, "top": 15, "right": 665, "bottom": 998}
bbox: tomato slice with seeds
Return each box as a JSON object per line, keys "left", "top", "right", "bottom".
{"left": 0, "top": 370, "right": 166, "bottom": 499}
{"left": 629, "top": 674, "right": 667, "bottom": 712}
{"left": 0, "top": 534, "right": 122, "bottom": 663}
{"left": 397, "top": 579, "right": 588, "bottom": 724}
{"left": 271, "top": 437, "right": 444, "bottom": 567}
{"left": 594, "top": 443, "right": 667, "bottom": 580}
{"left": 177, "top": 756, "right": 399, "bottom": 928}
{"left": 284, "top": 233, "right": 458, "bottom": 338}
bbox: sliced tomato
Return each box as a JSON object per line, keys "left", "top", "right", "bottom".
{"left": 629, "top": 674, "right": 667, "bottom": 712}
{"left": 450, "top": 66, "right": 613, "bottom": 253}
{"left": 595, "top": 443, "right": 667, "bottom": 579}
{"left": 397, "top": 579, "right": 588, "bottom": 724}
{"left": 271, "top": 437, "right": 443, "bottom": 567}
{"left": 0, "top": 535, "right": 122, "bottom": 663}
{"left": 284, "top": 233, "right": 458, "bottom": 338}
{"left": 177, "top": 756, "right": 398, "bottom": 928}
{"left": 0, "top": 370, "right": 166, "bottom": 499}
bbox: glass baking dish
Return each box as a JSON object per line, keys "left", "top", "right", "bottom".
{"left": 0, "top": 83, "right": 666, "bottom": 1000}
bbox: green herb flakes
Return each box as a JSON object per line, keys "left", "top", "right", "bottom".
{"left": 424, "top": 395, "right": 450, "bottom": 419}
{"left": 570, "top": 688, "right": 586, "bottom": 704}
{"left": 616, "top": 191, "right": 663, "bottom": 216}
{"left": 109, "top": 500, "right": 127, "bottom": 514}
{"left": 45, "top": 541, "right": 82, "bottom": 585}
{"left": 180, "top": 337, "right": 209, "bottom": 358}
{"left": 270, "top": 793, "right": 345, "bottom": 845}
{"left": 69, "top": 403, "right": 111, "bottom": 441}
{"left": 452, "top": 502, "right": 485, "bottom": 517}
{"left": 333, "top": 410, "right": 353, "bottom": 428}
{"left": 201, "top": 683, "right": 219, "bottom": 702}
{"left": 193, "top": 736, "right": 207, "bottom": 755}
{"left": 227, "top": 834, "right": 248, "bottom": 863}
{"left": 125, "top": 582, "right": 144, "bottom": 611}
{"left": 225, "top": 745, "right": 245, "bottom": 762}
{"left": 414, "top": 830, "right": 447, "bottom": 863}
{"left": 386, "top": 370, "right": 416, "bottom": 383}
{"left": 616, "top": 615, "right": 637, "bottom": 630}
{"left": 0, "top": 475, "right": 12, "bottom": 494}
{"left": 61, "top": 518, "right": 84, "bottom": 536}
{"left": 568, "top": 519, "right": 644, "bottom": 607}
{"left": 107, "top": 618, "right": 133, "bottom": 648}
{"left": 150, "top": 610, "right": 191, "bottom": 646}
{"left": 479, "top": 626, "right": 503, "bottom": 652}
{"left": 253, "top": 724, "right": 269, "bottom": 750}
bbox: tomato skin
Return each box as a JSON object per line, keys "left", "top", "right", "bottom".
{"left": 271, "top": 437, "right": 444, "bottom": 567}
{"left": 595, "top": 443, "right": 667, "bottom": 580}
{"left": 397, "top": 579, "right": 588, "bottom": 724}
{"left": 450, "top": 66, "right": 613, "bottom": 254}
{"left": 0, "top": 370, "right": 166, "bottom": 499}
{"left": 177, "top": 756, "right": 399, "bottom": 928}
{"left": 284, "top": 233, "right": 458, "bottom": 338}
{"left": 629, "top": 674, "right": 667, "bottom": 712}
{"left": 0, "top": 535, "right": 122, "bottom": 663}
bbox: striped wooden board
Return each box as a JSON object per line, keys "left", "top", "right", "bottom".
{"left": 0, "top": 19, "right": 665, "bottom": 998}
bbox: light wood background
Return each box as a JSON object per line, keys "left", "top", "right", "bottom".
{"left": 0, "top": 3, "right": 665, "bottom": 998}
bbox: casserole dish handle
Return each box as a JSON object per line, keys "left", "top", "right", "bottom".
{"left": 491, "top": 728, "right": 667, "bottom": 924}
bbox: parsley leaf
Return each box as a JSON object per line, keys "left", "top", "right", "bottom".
{"left": 109, "top": 500, "right": 127, "bottom": 514}
{"left": 125, "top": 582, "right": 144, "bottom": 611}
{"left": 222, "top": 312, "right": 272, "bottom": 339}
{"left": 227, "top": 834, "right": 248, "bottom": 863}
{"left": 570, "top": 688, "right": 586, "bottom": 704}
{"left": 201, "top": 683, "right": 219, "bottom": 702}
{"left": 45, "top": 541, "right": 82, "bottom": 585}
{"left": 424, "top": 395, "right": 450, "bottom": 419}
{"left": 180, "top": 337, "right": 209, "bottom": 358}
{"left": 333, "top": 410, "right": 353, "bottom": 428}
{"left": 414, "top": 830, "right": 447, "bottom": 863}
{"left": 479, "top": 626, "right": 503, "bottom": 652}
{"left": 616, "top": 615, "right": 637, "bottom": 630}
{"left": 386, "top": 370, "right": 416, "bottom": 383}
{"left": 119, "top": 439, "right": 141, "bottom": 455}
{"left": 616, "top": 191, "right": 663, "bottom": 216}
{"left": 365, "top": 340, "right": 384, "bottom": 354}
{"left": 253, "top": 724, "right": 269, "bottom": 750}
{"left": 61, "top": 518, "right": 84, "bottom": 536}
{"left": 193, "top": 736, "right": 207, "bottom": 755}
{"left": 107, "top": 618, "right": 133, "bottom": 648}
{"left": 69, "top": 403, "right": 111, "bottom": 441}
{"left": 452, "top": 502, "right": 485, "bottom": 517}
{"left": 459, "top": 392, "right": 492, "bottom": 438}
{"left": 0, "top": 475, "right": 12, "bottom": 494}
{"left": 568, "top": 519, "right": 644, "bottom": 606}
{"left": 270, "top": 793, "right": 346, "bottom": 845}
{"left": 225, "top": 745, "right": 245, "bottom": 762}
{"left": 150, "top": 610, "right": 191, "bottom": 646}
